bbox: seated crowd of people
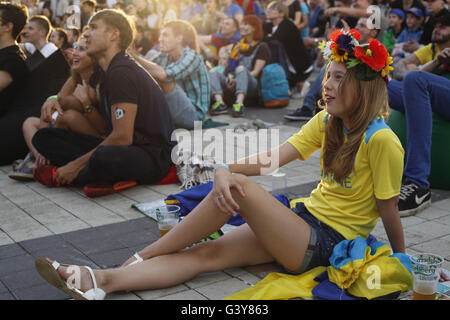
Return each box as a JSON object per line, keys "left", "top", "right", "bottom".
{"left": 1, "top": 0, "right": 449, "bottom": 217}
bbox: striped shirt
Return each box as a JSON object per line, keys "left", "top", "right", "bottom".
{"left": 150, "top": 47, "right": 210, "bottom": 120}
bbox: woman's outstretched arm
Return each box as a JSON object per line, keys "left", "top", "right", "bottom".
{"left": 229, "top": 141, "right": 301, "bottom": 176}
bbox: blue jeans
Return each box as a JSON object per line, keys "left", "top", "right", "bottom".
{"left": 388, "top": 71, "right": 450, "bottom": 189}
{"left": 165, "top": 84, "right": 200, "bottom": 130}
{"left": 303, "top": 65, "right": 326, "bottom": 111}
{"left": 209, "top": 67, "right": 259, "bottom": 100}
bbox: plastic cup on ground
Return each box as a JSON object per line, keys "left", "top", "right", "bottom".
{"left": 271, "top": 169, "right": 287, "bottom": 195}
{"left": 154, "top": 205, "right": 180, "bottom": 238}
{"left": 410, "top": 253, "right": 444, "bottom": 300}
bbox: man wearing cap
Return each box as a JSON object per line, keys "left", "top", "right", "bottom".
{"left": 383, "top": 8, "right": 405, "bottom": 54}
{"left": 387, "top": 11, "right": 450, "bottom": 216}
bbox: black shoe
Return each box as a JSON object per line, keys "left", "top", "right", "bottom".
{"left": 398, "top": 182, "right": 431, "bottom": 217}
{"left": 284, "top": 106, "right": 314, "bottom": 121}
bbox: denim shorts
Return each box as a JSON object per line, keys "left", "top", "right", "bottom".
{"left": 284, "top": 202, "right": 346, "bottom": 274}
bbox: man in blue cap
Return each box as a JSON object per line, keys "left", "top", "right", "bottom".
{"left": 394, "top": 7, "right": 424, "bottom": 56}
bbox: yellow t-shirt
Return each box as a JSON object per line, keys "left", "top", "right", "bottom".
{"left": 414, "top": 43, "right": 441, "bottom": 65}
{"left": 287, "top": 110, "right": 404, "bottom": 240}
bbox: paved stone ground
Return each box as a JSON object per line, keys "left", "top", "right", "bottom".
{"left": 1, "top": 83, "right": 449, "bottom": 300}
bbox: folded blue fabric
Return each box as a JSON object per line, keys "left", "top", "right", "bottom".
{"left": 165, "top": 181, "right": 290, "bottom": 226}
{"left": 312, "top": 234, "right": 411, "bottom": 300}
{"left": 312, "top": 272, "right": 362, "bottom": 300}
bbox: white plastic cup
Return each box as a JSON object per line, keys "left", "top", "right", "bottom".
{"left": 271, "top": 169, "right": 287, "bottom": 195}
{"left": 410, "top": 253, "right": 443, "bottom": 300}
{"left": 154, "top": 205, "right": 180, "bottom": 238}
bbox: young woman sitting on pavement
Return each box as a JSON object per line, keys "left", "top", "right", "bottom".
{"left": 208, "top": 14, "right": 270, "bottom": 118}
{"left": 9, "top": 37, "right": 106, "bottom": 181}
{"left": 35, "top": 29, "right": 428, "bottom": 300}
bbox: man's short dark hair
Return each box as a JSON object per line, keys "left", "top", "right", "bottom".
{"left": 90, "top": 9, "right": 135, "bottom": 50}
{"left": 0, "top": 2, "right": 28, "bottom": 40}
{"left": 162, "top": 20, "right": 200, "bottom": 53}
{"left": 30, "top": 15, "right": 52, "bottom": 39}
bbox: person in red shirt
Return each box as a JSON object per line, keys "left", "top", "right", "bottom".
{"left": 199, "top": 17, "right": 241, "bottom": 60}
{"left": 236, "top": 0, "right": 255, "bottom": 15}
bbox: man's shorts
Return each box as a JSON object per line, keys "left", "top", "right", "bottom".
{"left": 284, "top": 202, "right": 346, "bottom": 274}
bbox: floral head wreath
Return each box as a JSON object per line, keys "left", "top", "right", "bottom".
{"left": 319, "top": 29, "right": 394, "bottom": 82}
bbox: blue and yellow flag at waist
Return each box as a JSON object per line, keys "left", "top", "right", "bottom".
{"left": 226, "top": 236, "right": 413, "bottom": 300}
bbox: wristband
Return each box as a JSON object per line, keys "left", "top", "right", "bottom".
{"left": 214, "top": 163, "right": 231, "bottom": 173}
{"left": 46, "top": 95, "right": 59, "bottom": 101}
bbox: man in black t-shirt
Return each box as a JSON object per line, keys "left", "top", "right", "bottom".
{"left": 265, "top": 2, "right": 313, "bottom": 97}
{"left": 32, "top": 9, "right": 176, "bottom": 189}
{"left": 0, "top": 2, "right": 29, "bottom": 165}
{"left": 0, "top": 2, "right": 28, "bottom": 111}
{"left": 0, "top": 13, "right": 70, "bottom": 166}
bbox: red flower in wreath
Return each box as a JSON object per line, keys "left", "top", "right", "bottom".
{"left": 353, "top": 39, "right": 389, "bottom": 71}
{"left": 348, "top": 29, "right": 361, "bottom": 41}
{"left": 329, "top": 29, "right": 344, "bottom": 42}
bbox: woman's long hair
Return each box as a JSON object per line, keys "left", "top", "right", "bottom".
{"left": 71, "top": 38, "right": 95, "bottom": 85}
{"left": 320, "top": 61, "right": 390, "bottom": 184}
{"left": 53, "top": 27, "right": 70, "bottom": 50}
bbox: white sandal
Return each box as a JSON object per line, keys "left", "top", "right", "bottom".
{"left": 128, "top": 252, "right": 144, "bottom": 266}
{"left": 35, "top": 257, "right": 106, "bottom": 300}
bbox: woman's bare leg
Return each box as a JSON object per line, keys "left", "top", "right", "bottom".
{"left": 51, "top": 175, "right": 311, "bottom": 294}
{"left": 54, "top": 224, "right": 274, "bottom": 293}
{"left": 22, "top": 117, "right": 44, "bottom": 158}
{"left": 138, "top": 175, "right": 311, "bottom": 270}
